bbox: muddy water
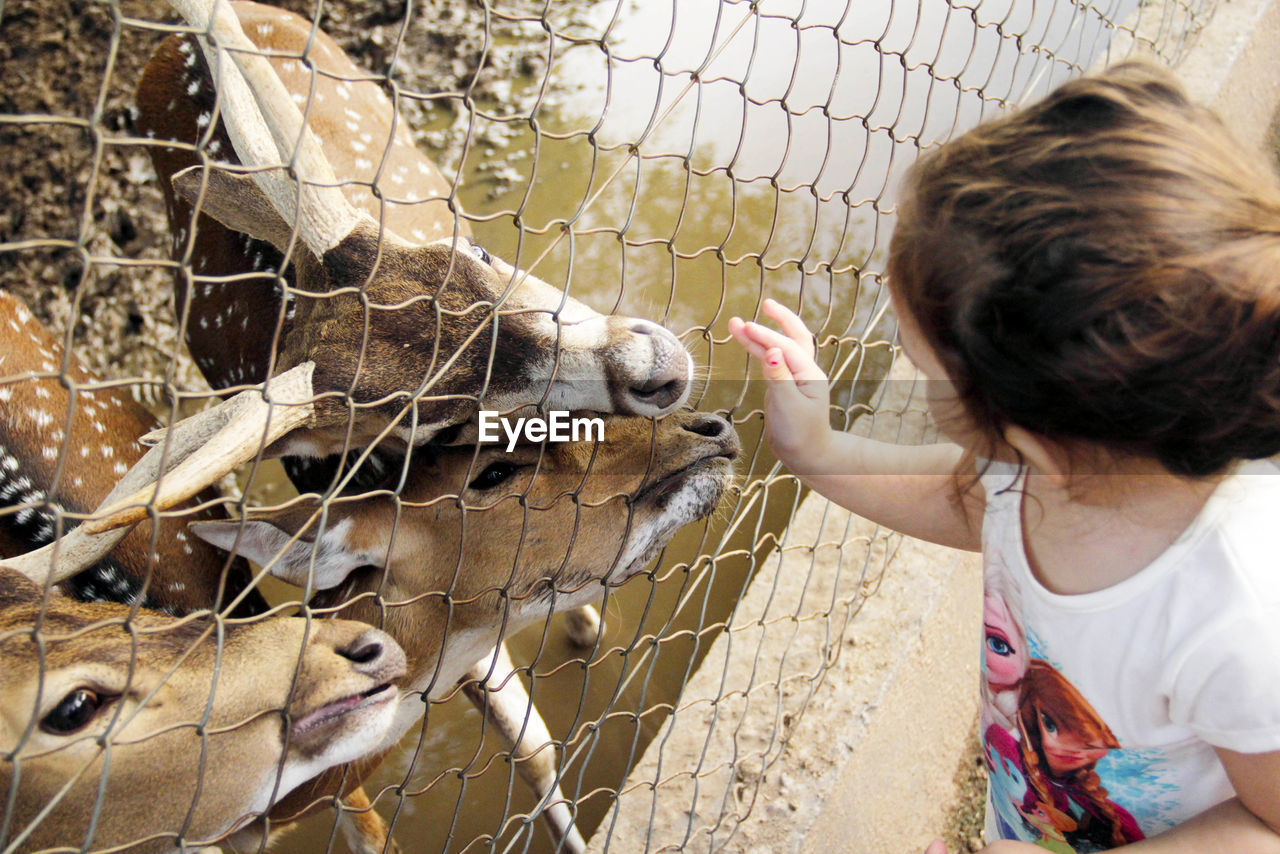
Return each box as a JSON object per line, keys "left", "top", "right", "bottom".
{"left": 273, "top": 0, "right": 1129, "bottom": 851}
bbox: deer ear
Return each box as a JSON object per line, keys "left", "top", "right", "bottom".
{"left": 189, "top": 516, "right": 382, "bottom": 590}
{"left": 172, "top": 165, "right": 312, "bottom": 257}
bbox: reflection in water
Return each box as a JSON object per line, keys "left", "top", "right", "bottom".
{"left": 277, "top": 0, "right": 1136, "bottom": 850}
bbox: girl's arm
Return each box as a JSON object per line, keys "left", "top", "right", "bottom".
{"left": 729, "top": 299, "right": 983, "bottom": 552}
{"left": 1119, "top": 749, "right": 1280, "bottom": 853}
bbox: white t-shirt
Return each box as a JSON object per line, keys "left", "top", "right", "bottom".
{"left": 979, "top": 459, "right": 1280, "bottom": 852}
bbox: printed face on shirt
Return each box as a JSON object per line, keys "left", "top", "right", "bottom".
{"left": 1020, "top": 800, "right": 1076, "bottom": 838}
{"left": 1037, "top": 707, "right": 1112, "bottom": 776}
{"left": 984, "top": 593, "right": 1028, "bottom": 691}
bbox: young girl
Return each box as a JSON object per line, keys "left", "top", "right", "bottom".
{"left": 730, "top": 62, "right": 1280, "bottom": 852}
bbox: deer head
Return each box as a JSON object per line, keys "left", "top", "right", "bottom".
{"left": 135, "top": 0, "right": 693, "bottom": 460}
{"left": 189, "top": 408, "right": 737, "bottom": 833}
{"left": 192, "top": 409, "right": 739, "bottom": 745}
{"left": 0, "top": 568, "right": 406, "bottom": 852}
{"left": 0, "top": 296, "right": 401, "bottom": 850}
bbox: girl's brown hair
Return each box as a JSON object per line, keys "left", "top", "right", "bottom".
{"left": 888, "top": 62, "right": 1280, "bottom": 477}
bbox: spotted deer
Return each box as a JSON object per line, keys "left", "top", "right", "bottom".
{"left": 0, "top": 566, "right": 406, "bottom": 853}
{"left": 0, "top": 289, "right": 265, "bottom": 617}
{"left": 135, "top": 0, "right": 693, "bottom": 465}
{"left": 192, "top": 408, "right": 741, "bottom": 850}
{"left": 0, "top": 291, "right": 414, "bottom": 851}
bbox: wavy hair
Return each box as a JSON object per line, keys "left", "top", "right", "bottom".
{"left": 889, "top": 62, "right": 1280, "bottom": 477}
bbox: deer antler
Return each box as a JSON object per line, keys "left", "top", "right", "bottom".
{"left": 1, "top": 363, "right": 316, "bottom": 588}
{"left": 168, "top": 0, "right": 362, "bottom": 256}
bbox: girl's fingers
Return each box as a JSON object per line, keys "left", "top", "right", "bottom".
{"left": 732, "top": 318, "right": 812, "bottom": 373}
{"left": 781, "top": 344, "right": 828, "bottom": 385}
{"left": 761, "top": 347, "right": 793, "bottom": 383}
{"left": 762, "top": 347, "right": 829, "bottom": 411}
{"left": 744, "top": 322, "right": 826, "bottom": 383}
{"left": 728, "top": 316, "right": 770, "bottom": 362}
{"left": 730, "top": 312, "right": 827, "bottom": 385}
{"left": 738, "top": 321, "right": 805, "bottom": 358}
{"left": 762, "top": 298, "right": 817, "bottom": 357}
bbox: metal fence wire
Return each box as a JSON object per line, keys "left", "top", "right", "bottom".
{"left": 0, "top": 0, "right": 1215, "bottom": 852}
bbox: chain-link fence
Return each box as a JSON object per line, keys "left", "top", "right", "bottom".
{"left": 0, "top": 0, "right": 1218, "bottom": 852}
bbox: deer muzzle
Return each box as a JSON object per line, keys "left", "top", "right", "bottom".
{"left": 605, "top": 318, "right": 693, "bottom": 417}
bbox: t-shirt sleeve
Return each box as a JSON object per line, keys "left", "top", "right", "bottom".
{"left": 1169, "top": 607, "right": 1280, "bottom": 754}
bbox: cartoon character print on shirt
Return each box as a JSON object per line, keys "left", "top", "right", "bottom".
{"left": 1018, "top": 796, "right": 1078, "bottom": 854}
{"left": 983, "top": 569, "right": 1029, "bottom": 735}
{"left": 981, "top": 567, "right": 1145, "bottom": 852}
{"left": 1015, "top": 661, "right": 1145, "bottom": 850}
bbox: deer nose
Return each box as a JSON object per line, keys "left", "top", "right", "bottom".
{"left": 335, "top": 628, "right": 407, "bottom": 682}
{"left": 616, "top": 320, "right": 692, "bottom": 416}
{"left": 683, "top": 412, "right": 727, "bottom": 438}
{"left": 681, "top": 412, "right": 740, "bottom": 457}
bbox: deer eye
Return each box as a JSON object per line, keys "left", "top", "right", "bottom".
{"left": 469, "top": 243, "right": 492, "bottom": 266}
{"left": 41, "top": 689, "right": 104, "bottom": 734}
{"left": 467, "top": 461, "right": 519, "bottom": 491}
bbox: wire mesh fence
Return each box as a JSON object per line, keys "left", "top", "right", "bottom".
{"left": 0, "top": 0, "right": 1216, "bottom": 852}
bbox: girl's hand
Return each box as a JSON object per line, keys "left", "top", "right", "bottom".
{"left": 728, "top": 299, "right": 832, "bottom": 470}
{"left": 729, "top": 299, "right": 981, "bottom": 552}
